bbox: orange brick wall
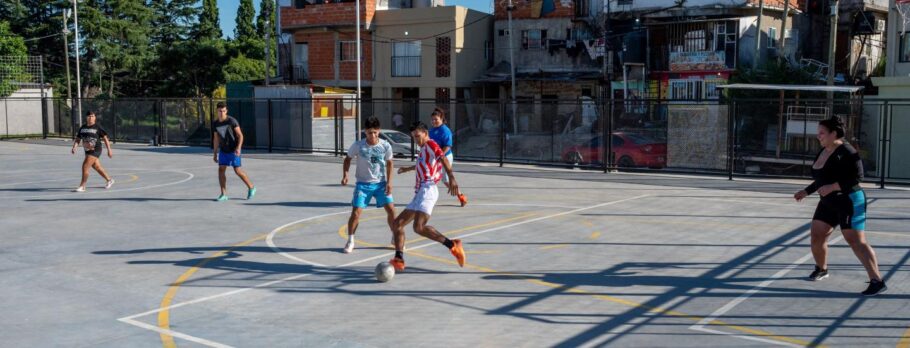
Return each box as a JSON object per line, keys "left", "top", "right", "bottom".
{"left": 281, "top": 0, "right": 376, "bottom": 28}
{"left": 337, "top": 32, "right": 373, "bottom": 81}
{"left": 494, "top": 0, "right": 575, "bottom": 20}
{"left": 746, "top": 0, "right": 802, "bottom": 9}
{"left": 292, "top": 31, "right": 373, "bottom": 82}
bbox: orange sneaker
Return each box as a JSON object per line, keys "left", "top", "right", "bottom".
{"left": 389, "top": 257, "right": 406, "bottom": 271}
{"left": 449, "top": 239, "right": 466, "bottom": 267}
{"left": 458, "top": 194, "right": 468, "bottom": 207}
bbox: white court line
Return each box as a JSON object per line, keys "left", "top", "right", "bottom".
{"left": 1, "top": 170, "right": 195, "bottom": 200}
{"left": 681, "top": 196, "right": 815, "bottom": 208}
{"left": 117, "top": 194, "right": 652, "bottom": 347}
{"left": 689, "top": 234, "right": 845, "bottom": 347}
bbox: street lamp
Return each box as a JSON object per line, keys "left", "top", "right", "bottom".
{"left": 72, "top": 0, "right": 83, "bottom": 126}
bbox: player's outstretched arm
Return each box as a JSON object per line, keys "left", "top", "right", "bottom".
{"left": 342, "top": 156, "right": 352, "bottom": 186}
{"left": 441, "top": 156, "right": 459, "bottom": 196}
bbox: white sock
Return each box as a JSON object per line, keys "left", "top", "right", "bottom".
{"left": 348, "top": 234, "right": 355, "bottom": 243}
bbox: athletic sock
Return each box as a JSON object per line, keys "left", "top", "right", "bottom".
{"left": 395, "top": 251, "right": 404, "bottom": 260}
{"left": 348, "top": 234, "right": 355, "bottom": 243}
{"left": 443, "top": 238, "right": 455, "bottom": 249}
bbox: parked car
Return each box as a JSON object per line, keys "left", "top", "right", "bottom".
{"left": 359, "top": 129, "right": 415, "bottom": 158}
{"left": 562, "top": 132, "right": 667, "bottom": 168}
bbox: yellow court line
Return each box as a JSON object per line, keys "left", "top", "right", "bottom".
{"left": 126, "top": 174, "right": 139, "bottom": 183}
{"left": 157, "top": 216, "right": 337, "bottom": 348}
{"left": 540, "top": 244, "right": 570, "bottom": 250}
{"left": 466, "top": 250, "right": 502, "bottom": 255}
{"left": 898, "top": 332, "right": 910, "bottom": 348}
{"left": 401, "top": 250, "right": 822, "bottom": 348}
{"left": 157, "top": 234, "right": 265, "bottom": 348}
{"left": 589, "top": 232, "right": 601, "bottom": 240}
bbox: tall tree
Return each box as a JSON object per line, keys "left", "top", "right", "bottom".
{"left": 77, "top": 0, "right": 154, "bottom": 97}
{"left": 0, "top": 21, "right": 28, "bottom": 97}
{"left": 150, "top": 0, "right": 199, "bottom": 46}
{"left": 256, "top": 0, "right": 276, "bottom": 75}
{"left": 234, "top": 0, "right": 256, "bottom": 42}
{"left": 196, "top": 0, "right": 221, "bottom": 40}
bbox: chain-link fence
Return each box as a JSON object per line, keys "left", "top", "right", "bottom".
{"left": 2, "top": 96, "right": 908, "bottom": 186}
{"left": 0, "top": 56, "right": 45, "bottom": 97}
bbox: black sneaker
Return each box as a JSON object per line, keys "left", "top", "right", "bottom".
{"left": 861, "top": 280, "right": 888, "bottom": 297}
{"left": 808, "top": 266, "right": 829, "bottom": 281}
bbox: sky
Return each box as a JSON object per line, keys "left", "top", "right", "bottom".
{"left": 217, "top": 0, "right": 492, "bottom": 39}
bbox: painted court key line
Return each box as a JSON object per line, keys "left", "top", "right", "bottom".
{"left": 117, "top": 195, "right": 651, "bottom": 347}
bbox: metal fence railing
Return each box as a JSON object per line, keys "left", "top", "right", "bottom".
{"left": 2, "top": 96, "right": 908, "bottom": 187}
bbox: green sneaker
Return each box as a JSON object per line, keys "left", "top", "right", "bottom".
{"left": 247, "top": 187, "right": 256, "bottom": 200}
{"left": 216, "top": 194, "right": 228, "bottom": 202}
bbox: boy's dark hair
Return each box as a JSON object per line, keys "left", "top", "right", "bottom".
{"left": 818, "top": 116, "right": 846, "bottom": 139}
{"left": 431, "top": 107, "right": 446, "bottom": 120}
{"left": 409, "top": 121, "right": 428, "bottom": 133}
{"left": 364, "top": 116, "right": 381, "bottom": 130}
{"left": 86, "top": 111, "right": 96, "bottom": 116}
{"left": 216, "top": 102, "right": 226, "bottom": 109}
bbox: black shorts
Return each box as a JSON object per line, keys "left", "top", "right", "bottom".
{"left": 85, "top": 149, "right": 102, "bottom": 158}
{"left": 813, "top": 190, "right": 867, "bottom": 230}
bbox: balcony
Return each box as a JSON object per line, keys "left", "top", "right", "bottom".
{"left": 290, "top": 65, "right": 310, "bottom": 83}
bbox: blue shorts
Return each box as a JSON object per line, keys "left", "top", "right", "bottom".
{"left": 218, "top": 151, "right": 242, "bottom": 167}
{"left": 813, "top": 190, "right": 866, "bottom": 230}
{"left": 352, "top": 182, "right": 393, "bottom": 208}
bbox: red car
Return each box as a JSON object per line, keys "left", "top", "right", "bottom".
{"left": 562, "top": 132, "right": 667, "bottom": 168}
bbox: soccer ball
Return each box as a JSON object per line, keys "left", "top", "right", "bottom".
{"left": 375, "top": 262, "right": 395, "bottom": 282}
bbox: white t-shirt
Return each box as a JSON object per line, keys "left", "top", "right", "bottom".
{"left": 347, "top": 139, "right": 393, "bottom": 184}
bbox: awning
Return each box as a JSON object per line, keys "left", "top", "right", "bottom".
{"left": 716, "top": 84, "right": 864, "bottom": 93}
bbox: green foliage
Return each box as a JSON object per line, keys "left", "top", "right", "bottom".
{"left": 0, "top": 21, "right": 28, "bottom": 97}
{"left": 224, "top": 54, "right": 265, "bottom": 83}
{"left": 235, "top": 0, "right": 256, "bottom": 42}
{"left": 196, "top": 0, "right": 222, "bottom": 40}
{"left": 728, "top": 61, "right": 820, "bottom": 98}
{"left": 3, "top": 0, "right": 276, "bottom": 98}
{"left": 157, "top": 39, "right": 228, "bottom": 97}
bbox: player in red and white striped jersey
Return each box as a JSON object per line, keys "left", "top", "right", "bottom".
{"left": 389, "top": 122, "right": 466, "bottom": 271}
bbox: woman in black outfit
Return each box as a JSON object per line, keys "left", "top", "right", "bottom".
{"left": 794, "top": 117, "right": 886, "bottom": 296}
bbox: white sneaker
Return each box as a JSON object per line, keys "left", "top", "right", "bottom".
{"left": 343, "top": 240, "right": 355, "bottom": 253}
{"left": 74, "top": 186, "right": 86, "bottom": 193}
{"left": 105, "top": 179, "right": 115, "bottom": 189}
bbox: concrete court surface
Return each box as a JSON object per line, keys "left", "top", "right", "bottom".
{"left": 1, "top": 139, "right": 909, "bottom": 348}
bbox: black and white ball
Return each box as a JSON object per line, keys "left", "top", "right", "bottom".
{"left": 375, "top": 262, "right": 395, "bottom": 282}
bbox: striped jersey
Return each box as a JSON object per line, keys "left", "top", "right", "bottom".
{"left": 415, "top": 139, "right": 445, "bottom": 189}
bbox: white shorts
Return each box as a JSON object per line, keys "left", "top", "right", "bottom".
{"left": 406, "top": 182, "right": 439, "bottom": 215}
{"left": 442, "top": 153, "right": 453, "bottom": 184}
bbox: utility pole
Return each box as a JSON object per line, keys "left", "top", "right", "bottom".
{"left": 265, "top": 14, "right": 271, "bottom": 86}
{"left": 827, "top": 0, "right": 839, "bottom": 102}
{"left": 778, "top": 0, "right": 790, "bottom": 63}
{"left": 753, "top": 0, "right": 765, "bottom": 69}
{"left": 73, "top": 0, "right": 83, "bottom": 126}
{"left": 507, "top": 0, "right": 518, "bottom": 134}
{"left": 355, "top": 0, "right": 362, "bottom": 140}
{"left": 827, "top": 0, "right": 839, "bottom": 87}
{"left": 62, "top": 9, "right": 72, "bottom": 107}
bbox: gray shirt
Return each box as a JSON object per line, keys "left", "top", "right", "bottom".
{"left": 348, "top": 139, "right": 393, "bottom": 184}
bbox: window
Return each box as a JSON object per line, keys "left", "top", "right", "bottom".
{"left": 902, "top": 34, "right": 910, "bottom": 62}
{"left": 338, "top": 41, "right": 358, "bottom": 61}
{"left": 575, "top": 0, "right": 589, "bottom": 17}
{"left": 392, "top": 41, "right": 421, "bottom": 77}
{"left": 669, "top": 79, "right": 704, "bottom": 100}
{"left": 684, "top": 30, "right": 706, "bottom": 52}
{"left": 768, "top": 27, "right": 778, "bottom": 48}
{"left": 436, "top": 37, "right": 451, "bottom": 77}
{"left": 521, "top": 29, "right": 547, "bottom": 50}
